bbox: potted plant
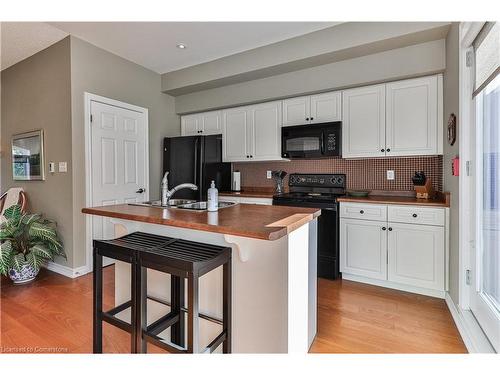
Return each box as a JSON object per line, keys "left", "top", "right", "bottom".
{"left": 0, "top": 204, "right": 65, "bottom": 284}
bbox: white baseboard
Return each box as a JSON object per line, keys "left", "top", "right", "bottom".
{"left": 445, "top": 293, "right": 495, "bottom": 353}
{"left": 44, "top": 262, "right": 91, "bottom": 279}
{"left": 342, "top": 273, "right": 446, "bottom": 299}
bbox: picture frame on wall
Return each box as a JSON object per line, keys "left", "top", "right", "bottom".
{"left": 11, "top": 129, "right": 45, "bottom": 181}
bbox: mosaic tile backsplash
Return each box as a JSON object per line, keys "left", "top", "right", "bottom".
{"left": 233, "top": 156, "right": 443, "bottom": 192}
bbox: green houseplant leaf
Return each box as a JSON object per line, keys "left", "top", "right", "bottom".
{"left": 3, "top": 205, "right": 22, "bottom": 222}
{"left": 0, "top": 240, "right": 13, "bottom": 276}
{"left": 0, "top": 204, "right": 65, "bottom": 278}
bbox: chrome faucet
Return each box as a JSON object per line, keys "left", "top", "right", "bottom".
{"left": 161, "top": 171, "right": 198, "bottom": 206}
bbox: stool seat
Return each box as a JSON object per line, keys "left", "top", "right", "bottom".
{"left": 92, "top": 231, "right": 232, "bottom": 354}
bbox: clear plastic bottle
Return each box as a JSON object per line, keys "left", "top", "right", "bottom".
{"left": 207, "top": 180, "right": 218, "bottom": 212}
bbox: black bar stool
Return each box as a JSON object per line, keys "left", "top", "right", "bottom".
{"left": 92, "top": 232, "right": 231, "bottom": 354}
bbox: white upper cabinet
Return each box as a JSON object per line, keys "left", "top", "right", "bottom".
{"left": 200, "top": 110, "right": 222, "bottom": 135}
{"left": 181, "top": 110, "right": 222, "bottom": 136}
{"left": 386, "top": 75, "right": 441, "bottom": 156}
{"left": 222, "top": 107, "right": 250, "bottom": 162}
{"left": 250, "top": 101, "right": 282, "bottom": 161}
{"left": 342, "top": 74, "right": 443, "bottom": 158}
{"left": 282, "top": 96, "right": 310, "bottom": 126}
{"left": 310, "top": 92, "right": 342, "bottom": 124}
{"left": 222, "top": 101, "right": 282, "bottom": 162}
{"left": 342, "top": 84, "right": 386, "bottom": 158}
{"left": 282, "top": 92, "right": 341, "bottom": 126}
{"left": 180, "top": 114, "right": 200, "bottom": 136}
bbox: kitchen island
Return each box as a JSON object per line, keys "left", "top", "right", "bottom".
{"left": 82, "top": 203, "right": 320, "bottom": 353}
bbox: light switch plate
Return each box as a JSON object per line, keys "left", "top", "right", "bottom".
{"left": 387, "top": 170, "right": 395, "bottom": 180}
{"left": 266, "top": 171, "right": 272, "bottom": 179}
{"left": 59, "top": 162, "right": 68, "bottom": 173}
{"left": 49, "top": 162, "right": 55, "bottom": 173}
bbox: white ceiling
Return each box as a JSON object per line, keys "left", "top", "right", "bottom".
{"left": 49, "top": 22, "right": 338, "bottom": 73}
{"left": 1, "top": 22, "right": 68, "bottom": 70}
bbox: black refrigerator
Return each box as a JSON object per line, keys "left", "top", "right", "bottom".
{"left": 163, "top": 135, "right": 232, "bottom": 201}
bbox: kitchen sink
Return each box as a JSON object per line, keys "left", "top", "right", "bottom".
{"left": 176, "top": 201, "right": 237, "bottom": 211}
{"left": 129, "top": 199, "right": 196, "bottom": 208}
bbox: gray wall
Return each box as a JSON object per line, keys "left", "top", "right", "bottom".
{"left": 1, "top": 38, "right": 74, "bottom": 266}
{"left": 443, "top": 23, "right": 460, "bottom": 305}
{"left": 175, "top": 39, "right": 446, "bottom": 114}
{"left": 70, "top": 36, "right": 178, "bottom": 268}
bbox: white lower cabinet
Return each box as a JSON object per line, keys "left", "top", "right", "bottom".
{"left": 340, "top": 202, "right": 448, "bottom": 298}
{"left": 340, "top": 218, "right": 387, "bottom": 280}
{"left": 387, "top": 223, "right": 444, "bottom": 291}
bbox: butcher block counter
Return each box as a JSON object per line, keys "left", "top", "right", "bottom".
{"left": 82, "top": 203, "right": 320, "bottom": 241}
{"left": 83, "top": 202, "right": 319, "bottom": 353}
{"left": 337, "top": 192, "right": 450, "bottom": 207}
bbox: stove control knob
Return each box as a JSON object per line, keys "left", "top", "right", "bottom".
{"left": 337, "top": 176, "right": 344, "bottom": 185}
{"left": 330, "top": 177, "right": 337, "bottom": 184}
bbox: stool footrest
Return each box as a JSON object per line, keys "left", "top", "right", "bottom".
{"left": 106, "top": 300, "right": 132, "bottom": 316}
{"left": 143, "top": 331, "right": 187, "bottom": 353}
{"left": 147, "top": 312, "right": 180, "bottom": 336}
{"left": 204, "top": 331, "right": 227, "bottom": 354}
{"left": 102, "top": 312, "right": 132, "bottom": 333}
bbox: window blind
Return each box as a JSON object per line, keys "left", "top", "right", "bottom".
{"left": 473, "top": 22, "right": 500, "bottom": 97}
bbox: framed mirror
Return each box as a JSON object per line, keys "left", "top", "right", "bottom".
{"left": 12, "top": 129, "right": 45, "bottom": 181}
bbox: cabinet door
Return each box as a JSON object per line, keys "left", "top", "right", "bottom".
{"left": 282, "top": 96, "right": 310, "bottom": 126}
{"left": 250, "top": 101, "right": 282, "bottom": 161}
{"left": 386, "top": 75, "right": 439, "bottom": 156}
{"left": 181, "top": 114, "right": 201, "bottom": 136}
{"left": 342, "top": 85, "right": 386, "bottom": 158}
{"left": 200, "top": 110, "right": 222, "bottom": 135}
{"left": 340, "top": 218, "right": 387, "bottom": 280}
{"left": 310, "top": 91, "right": 341, "bottom": 124}
{"left": 387, "top": 222, "right": 444, "bottom": 290}
{"left": 222, "top": 107, "right": 250, "bottom": 162}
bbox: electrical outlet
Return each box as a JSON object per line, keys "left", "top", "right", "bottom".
{"left": 387, "top": 170, "right": 395, "bottom": 180}
{"left": 59, "top": 162, "right": 68, "bottom": 173}
{"left": 266, "top": 170, "right": 272, "bottom": 179}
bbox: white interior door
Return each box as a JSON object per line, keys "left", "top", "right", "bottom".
{"left": 90, "top": 100, "right": 148, "bottom": 266}
{"left": 470, "top": 74, "right": 500, "bottom": 352}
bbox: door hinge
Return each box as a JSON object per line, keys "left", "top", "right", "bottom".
{"left": 466, "top": 269, "right": 471, "bottom": 285}
{"left": 466, "top": 160, "right": 472, "bottom": 176}
{"left": 466, "top": 51, "right": 473, "bottom": 67}
{"left": 90, "top": 114, "right": 93, "bottom": 123}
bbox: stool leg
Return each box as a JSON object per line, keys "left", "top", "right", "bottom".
{"left": 171, "top": 275, "right": 185, "bottom": 348}
{"left": 93, "top": 247, "right": 103, "bottom": 353}
{"left": 135, "top": 259, "right": 147, "bottom": 353}
{"left": 130, "top": 254, "right": 138, "bottom": 353}
{"left": 223, "top": 259, "right": 232, "bottom": 353}
{"left": 187, "top": 273, "right": 199, "bottom": 353}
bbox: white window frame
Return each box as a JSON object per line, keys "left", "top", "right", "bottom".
{"left": 457, "top": 22, "right": 497, "bottom": 353}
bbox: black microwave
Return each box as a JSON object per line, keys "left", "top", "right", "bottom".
{"left": 282, "top": 122, "right": 342, "bottom": 159}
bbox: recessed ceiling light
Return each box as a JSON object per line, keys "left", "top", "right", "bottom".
{"left": 176, "top": 43, "right": 187, "bottom": 49}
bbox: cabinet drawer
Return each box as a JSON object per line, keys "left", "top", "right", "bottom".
{"left": 340, "top": 202, "right": 387, "bottom": 221}
{"left": 388, "top": 205, "right": 445, "bottom": 226}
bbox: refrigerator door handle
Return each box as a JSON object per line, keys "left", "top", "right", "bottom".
{"left": 194, "top": 138, "right": 199, "bottom": 186}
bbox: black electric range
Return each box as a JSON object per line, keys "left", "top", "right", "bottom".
{"left": 273, "top": 173, "right": 346, "bottom": 279}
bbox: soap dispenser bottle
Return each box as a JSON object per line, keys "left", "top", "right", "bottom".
{"left": 207, "top": 180, "right": 218, "bottom": 212}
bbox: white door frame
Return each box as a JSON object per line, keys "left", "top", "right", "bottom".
{"left": 455, "top": 22, "right": 496, "bottom": 353}
{"left": 84, "top": 92, "right": 149, "bottom": 274}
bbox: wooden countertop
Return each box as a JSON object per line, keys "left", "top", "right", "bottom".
{"left": 219, "top": 191, "right": 275, "bottom": 199}
{"left": 337, "top": 192, "right": 450, "bottom": 207}
{"left": 82, "top": 203, "right": 321, "bottom": 241}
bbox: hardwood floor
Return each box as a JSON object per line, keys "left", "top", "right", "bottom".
{"left": 0, "top": 267, "right": 466, "bottom": 353}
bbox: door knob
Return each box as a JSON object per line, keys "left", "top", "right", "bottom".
{"left": 136, "top": 188, "right": 146, "bottom": 194}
